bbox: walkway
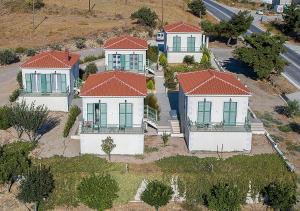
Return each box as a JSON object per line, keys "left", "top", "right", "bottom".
{"left": 154, "top": 70, "right": 172, "bottom": 127}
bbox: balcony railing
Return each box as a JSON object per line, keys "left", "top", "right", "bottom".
{"left": 19, "top": 87, "right": 70, "bottom": 97}
{"left": 167, "top": 46, "right": 202, "bottom": 53}
{"left": 80, "top": 121, "right": 144, "bottom": 134}
{"left": 187, "top": 119, "right": 251, "bottom": 132}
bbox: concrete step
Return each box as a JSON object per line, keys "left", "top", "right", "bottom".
{"left": 157, "top": 126, "right": 172, "bottom": 135}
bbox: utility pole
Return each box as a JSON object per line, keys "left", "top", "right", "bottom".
{"left": 32, "top": 0, "right": 35, "bottom": 31}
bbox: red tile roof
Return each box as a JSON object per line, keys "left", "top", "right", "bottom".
{"left": 177, "top": 69, "right": 251, "bottom": 95}
{"left": 104, "top": 36, "right": 148, "bottom": 49}
{"left": 80, "top": 71, "right": 147, "bottom": 97}
{"left": 164, "top": 22, "right": 201, "bottom": 33}
{"left": 21, "top": 50, "right": 80, "bottom": 69}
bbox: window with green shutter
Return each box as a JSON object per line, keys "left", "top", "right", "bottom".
{"left": 108, "top": 54, "right": 113, "bottom": 70}
{"left": 61, "top": 74, "right": 67, "bottom": 93}
{"left": 87, "top": 103, "right": 94, "bottom": 123}
{"left": 40, "top": 74, "right": 47, "bottom": 93}
{"left": 25, "top": 74, "right": 32, "bottom": 93}
{"left": 173, "top": 36, "right": 181, "bottom": 52}
{"left": 187, "top": 36, "right": 196, "bottom": 52}
{"left": 223, "top": 100, "right": 237, "bottom": 126}
{"left": 119, "top": 102, "right": 133, "bottom": 128}
{"left": 138, "top": 54, "right": 143, "bottom": 72}
{"left": 120, "top": 55, "right": 125, "bottom": 70}
{"left": 197, "top": 100, "right": 211, "bottom": 124}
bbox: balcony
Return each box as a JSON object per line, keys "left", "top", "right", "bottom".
{"left": 19, "top": 88, "right": 70, "bottom": 97}
{"left": 80, "top": 121, "right": 144, "bottom": 134}
{"left": 187, "top": 120, "right": 251, "bottom": 132}
{"left": 167, "top": 46, "right": 202, "bottom": 53}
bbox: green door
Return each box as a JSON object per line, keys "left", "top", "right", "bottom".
{"left": 120, "top": 55, "right": 126, "bottom": 70}
{"left": 108, "top": 54, "right": 113, "bottom": 70}
{"left": 197, "top": 100, "right": 211, "bottom": 124}
{"left": 223, "top": 101, "right": 237, "bottom": 126}
{"left": 41, "top": 74, "right": 47, "bottom": 93}
{"left": 187, "top": 37, "right": 195, "bottom": 52}
{"left": 25, "top": 74, "right": 32, "bottom": 93}
{"left": 119, "top": 102, "right": 133, "bottom": 128}
{"left": 173, "top": 36, "right": 181, "bottom": 52}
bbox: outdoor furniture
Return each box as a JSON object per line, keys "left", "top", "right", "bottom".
{"left": 214, "top": 122, "right": 224, "bottom": 130}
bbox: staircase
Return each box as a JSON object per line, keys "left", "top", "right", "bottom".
{"left": 146, "top": 59, "right": 156, "bottom": 75}
{"left": 170, "top": 120, "right": 183, "bottom": 137}
{"left": 144, "top": 105, "right": 158, "bottom": 129}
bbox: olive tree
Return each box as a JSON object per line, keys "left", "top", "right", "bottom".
{"left": 101, "top": 136, "right": 116, "bottom": 161}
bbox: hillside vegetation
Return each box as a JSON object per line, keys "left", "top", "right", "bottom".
{"left": 0, "top": 0, "right": 217, "bottom": 48}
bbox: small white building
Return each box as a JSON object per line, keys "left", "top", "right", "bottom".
{"left": 79, "top": 71, "right": 147, "bottom": 155}
{"left": 163, "top": 22, "right": 208, "bottom": 64}
{"left": 177, "top": 70, "right": 252, "bottom": 152}
{"left": 19, "top": 50, "right": 80, "bottom": 112}
{"left": 104, "top": 36, "right": 153, "bottom": 74}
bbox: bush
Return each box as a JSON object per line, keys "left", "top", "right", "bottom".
{"left": 278, "top": 124, "right": 292, "bottom": 132}
{"left": 0, "top": 49, "right": 19, "bottom": 65}
{"left": 25, "top": 0, "right": 45, "bottom": 9}
{"left": 206, "top": 183, "right": 243, "bottom": 211}
{"left": 183, "top": 55, "right": 195, "bottom": 64}
{"left": 15, "top": 47, "right": 27, "bottom": 54}
{"left": 49, "top": 43, "right": 62, "bottom": 51}
{"left": 188, "top": 0, "right": 206, "bottom": 17}
{"left": 63, "top": 105, "right": 81, "bottom": 137}
{"left": 83, "top": 63, "right": 98, "bottom": 80}
{"left": 83, "top": 55, "right": 98, "bottom": 63}
{"left": 200, "top": 47, "right": 211, "bottom": 67}
{"left": 284, "top": 100, "right": 300, "bottom": 117}
{"left": 75, "top": 39, "right": 86, "bottom": 49}
{"left": 141, "top": 180, "right": 173, "bottom": 211}
{"left": 9, "top": 89, "right": 20, "bottom": 102}
{"left": 147, "top": 79, "right": 155, "bottom": 90}
{"left": 77, "top": 174, "right": 119, "bottom": 210}
{"left": 159, "top": 53, "right": 167, "bottom": 67}
{"left": 147, "top": 46, "right": 159, "bottom": 63}
{"left": 145, "top": 93, "right": 160, "bottom": 115}
{"left": 131, "top": 7, "right": 158, "bottom": 28}
{"left": 17, "top": 71, "right": 23, "bottom": 88}
{"left": 0, "top": 106, "right": 11, "bottom": 130}
{"left": 26, "top": 48, "right": 37, "bottom": 57}
{"left": 263, "top": 182, "right": 296, "bottom": 211}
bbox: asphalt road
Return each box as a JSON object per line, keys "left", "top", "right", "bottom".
{"left": 204, "top": 0, "right": 300, "bottom": 89}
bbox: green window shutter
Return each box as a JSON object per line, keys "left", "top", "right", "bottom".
{"left": 119, "top": 103, "right": 133, "bottom": 128}
{"left": 223, "top": 101, "right": 237, "bottom": 126}
{"left": 46, "top": 74, "right": 52, "bottom": 93}
{"left": 119, "top": 103, "right": 126, "bottom": 128}
{"left": 187, "top": 37, "right": 195, "bottom": 52}
{"left": 197, "top": 100, "right": 211, "bottom": 124}
{"left": 108, "top": 54, "right": 113, "bottom": 70}
{"left": 25, "top": 74, "right": 32, "bottom": 93}
{"left": 126, "top": 103, "right": 133, "bottom": 127}
{"left": 51, "top": 74, "right": 56, "bottom": 92}
{"left": 41, "top": 74, "right": 47, "bottom": 93}
{"left": 125, "top": 54, "right": 130, "bottom": 70}
{"left": 87, "top": 104, "right": 94, "bottom": 123}
{"left": 100, "top": 103, "right": 107, "bottom": 127}
{"left": 61, "top": 74, "right": 67, "bottom": 93}
{"left": 176, "top": 36, "right": 181, "bottom": 52}
{"left": 120, "top": 55, "right": 125, "bottom": 70}
{"left": 138, "top": 54, "right": 143, "bottom": 72}
{"left": 173, "top": 37, "right": 177, "bottom": 52}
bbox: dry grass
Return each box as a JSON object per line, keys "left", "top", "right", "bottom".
{"left": 0, "top": 0, "right": 218, "bottom": 48}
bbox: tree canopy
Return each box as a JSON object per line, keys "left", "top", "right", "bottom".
{"left": 282, "top": 3, "right": 300, "bottom": 40}
{"left": 234, "top": 32, "right": 287, "bottom": 79}
{"left": 187, "top": 0, "right": 206, "bottom": 17}
{"left": 201, "top": 11, "right": 253, "bottom": 45}
{"left": 77, "top": 174, "right": 119, "bottom": 211}
{"left": 131, "top": 7, "right": 158, "bottom": 28}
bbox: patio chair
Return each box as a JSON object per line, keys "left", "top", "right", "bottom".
{"left": 214, "top": 122, "right": 224, "bottom": 130}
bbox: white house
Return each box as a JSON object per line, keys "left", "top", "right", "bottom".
{"left": 19, "top": 50, "right": 80, "bottom": 112}
{"left": 79, "top": 71, "right": 147, "bottom": 155}
{"left": 104, "top": 36, "right": 153, "bottom": 74}
{"left": 177, "top": 70, "right": 252, "bottom": 152}
{"left": 163, "top": 22, "right": 208, "bottom": 64}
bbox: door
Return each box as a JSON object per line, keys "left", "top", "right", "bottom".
{"left": 41, "top": 74, "right": 47, "bottom": 93}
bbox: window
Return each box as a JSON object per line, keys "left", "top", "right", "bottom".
{"left": 87, "top": 103, "right": 107, "bottom": 127}
{"left": 25, "top": 74, "right": 32, "bottom": 93}
{"left": 223, "top": 100, "right": 237, "bottom": 126}
{"left": 119, "top": 102, "right": 133, "bottom": 128}
{"left": 108, "top": 54, "right": 113, "bottom": 70}
{"left": 173, "top": 36, "right": 181, "bottom": 52}
{"left": 187, "top": 36, "right": 196, "bottom": 52}
{"left": 40, "top": 74, "right": 52, "bottom": 93}
{"left": 57, "top": 74, "right": 67, "bottom": 93}
{"left": 197, "top": 100, "right": 211, "bottom": 124}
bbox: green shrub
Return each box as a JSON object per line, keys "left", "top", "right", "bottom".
{"left": 63, "top": 105, "right": 81, "bottom": 137}
{"left": 15, "top": 47, "right": 27, "bottom": 54}
{"left": 77, "top": 174, "right": 119, "bottom": 210}
{"left": 183, "top": 55, "right": 195, "bottom": 64}
{"left": 83, "top": 63, "right": 98, "bottom": 81}
{"left": 0, "top": 49, "right": 19, "bottom": 65}
{"left": 75, "top": 39, "right": 86, "bottom": 49}
{"left": 145, "top": 93, "right": 160, "bottom": 116}
{"left": 278, "top": 124, "right": 292, "bottom": 132}
{"left": 147, "top": 79, "right": 155, "bottom": 90}
{"left": 25, "top": 0, "right": 45, "bottom": 9}
{"left": 49, "top": 43, "right": 62, "bottom": 51}
{"left": 83, "top": 55, "right": 98, "bottom": 63}
{"left": 130, "top": 7, "right": 158, "bottom": 28}
{"left": 17, "top": 71, "right": 23, "bottom": 88}
{"left": 200, "top": 47, "right": 211, "bottom": 68}
{"left": 188, "top": 0, "right": 206, "bottom": 17}
{"left": 263, "top": 182, "right": 296, "bottom": 211}
{"left": 0, "top": 106, "right": 12, "bottom": 130}
{"left": 147, "top": 46, "right": 159, "bottom": 63}
{"left": 9, "top": 89, "right": 20, "bottom": 102}
{"left": 144, "top": 146, "right": 159, "bottom": 153}
{"left": 284, "top": 100, "right": 300, "bottom": 117}
{"left": 159, "top": 53, "right": 167, "bottom": 67}
{"left": 26, "top": 48, "right": 37, "bottom": 56}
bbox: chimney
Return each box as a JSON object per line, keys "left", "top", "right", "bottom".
{"left": 65, "top": 48, "right": 70, "bottom": 61}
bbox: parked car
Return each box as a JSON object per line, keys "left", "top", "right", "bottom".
{"left": 256, "top": 10, "right": 264, "bottom": 15}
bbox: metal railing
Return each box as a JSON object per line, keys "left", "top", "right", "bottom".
{"left": 80, "top": 121, "right": 144, "bottom": 134}
{"left": 187, "top": 118, "right": 251, "bottom": 132}
{"left": 167, "top": 46, "right": 202, "bottom": 53}
{"left": 19, "top": 87, "right": 70, "bottom": 97}
{"left": 144, "top": 105, "right": 158, "bottom": 123}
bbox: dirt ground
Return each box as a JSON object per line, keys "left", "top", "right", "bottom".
{"left": 0, "top": 0, "right": 218, "bottom": 48}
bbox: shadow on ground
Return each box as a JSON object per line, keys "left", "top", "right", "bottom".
{"left": 222, "top": 57, "right": 258, "bottom": 80}
{"left": 168, "top": 91, "right": 178, "bottom": 112}
{"left": 38, "top": 116, "right": 61, "bottom": 136}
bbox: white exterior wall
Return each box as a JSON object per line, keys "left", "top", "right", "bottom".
{"left": 188, "top": 131, "right": 252, "bottom": 152}
{"left": 21, "top": 64, "right": 79, "bottom": 112}
{"left": 18, "top": 95, "right": 70, "bottom": 112}
{"left": 104, "top": 49, "right": 147, "bottom": 71}
{"left": 164, "top": 32, "right": 206, "bottom": 63}
{"left": 81, "top": 96, "right": 144, "bottom": 125}
{"left": 80, "top": 133, "right": 144, "bottom": 155}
